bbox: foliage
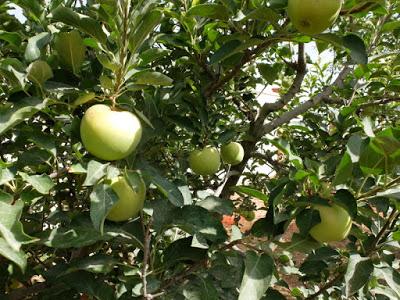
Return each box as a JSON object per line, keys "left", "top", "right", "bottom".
{"left": 0, "top": 0, "right": 399, "bottom": 299}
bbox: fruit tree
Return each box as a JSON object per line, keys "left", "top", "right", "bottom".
{"left": 0, "top": 0, "right": 400, "bottom": 299}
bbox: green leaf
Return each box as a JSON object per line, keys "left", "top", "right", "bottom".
{"left": 24, "top": 32, "right": 52, "bottom": 62}
{"left": 27, "top": 60, "right": 53, "bottom": 86}
{"left": 231, "top": 186, "right": 269, "bottom": 202}
{"left": 209, "top": 40, "right": 241, "bottom": 65}
{"left": 345, "top": 254, "right": 374, "bottom": 297}
{"left": 19, "top": 172, "right": 55, "bottom": 194}
{"left": 83, "top": 160, "right": 109, "bottom": 186}
{"left": 342, "top": 34, "right": 368, "bottom": 65}
{"left": 137, "top": 161, "right": 184, "bottom": 206}
{"left": 0, "top": 30, "right": 22, "bottom": 47}
{"left": 0, "top": 167, "right": 15, "bottom": 185}
{"left": 72, "top": 91, "right": 96, "bottom": 107}
{"left": 163, "top": 237, "right": 207, "bottom": 267}
{"left": 334, "top": 189, "right": 357, "bottom": 218}
{"left": 0, "top": 200, "right": 35, "bottom": 251}
{"left": 258, "top": 63, "right": 282, "bottom": 84}
{"left": 90, "top": 183, "right": 118, "bottom": 234}
{"left": 197, "top": 195, "right": 235, "bottom": 215}
{"left": 133, "top": 70, "right": 173, "bottom": 86}
{"left": 296, "top": 209, "right": 321, "bottom": 237}
{"left": 129, "top": 10, "right": 163, "bottom": 54}
{"left": 374, "top": 265, "right": 400, "bottom": 298}
{"left": 0, "top": 238, "right": 27, "bottom": 272}
{"left": 61, "top": 254, "right": 118, "bottom": 276}
{"left": 48, "top": 6, "right": 107, "bottom": 44}
{"left": 54, "top": 30, "right": 86, "bottom": 74}
{"left": 239, "top": 251, "right": 274, "bottom": 300}
{"left": 187, "top": 4, "right": 230, "bottom": 20}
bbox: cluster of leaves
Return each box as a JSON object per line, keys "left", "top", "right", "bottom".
{"left": 0, "top": 0, "right": 399, "bottom": 299}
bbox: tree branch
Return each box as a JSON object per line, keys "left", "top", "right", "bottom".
{"left": 305, "top": 272, "right": 344, "bottom": 300}
{"left": 259, "top": 65, "right": 352, "bottom": 136}
{"left": 253, "top": 43, "right": 307, "bottom": 137}
{"left": 141, "top": 215, "right": 153, "bottom": 299}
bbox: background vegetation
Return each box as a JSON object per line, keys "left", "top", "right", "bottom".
{"left": 0, "top": 0, "right": 399, "bottom": 299}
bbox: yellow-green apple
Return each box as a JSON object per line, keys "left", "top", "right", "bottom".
{"left": 287, "top": 0, "right": 342, "bottom": 35}
{"left": 221, "top": 142, "right": 244, "bottom": 165}
{"left": 189, "top": 146, "right": 221, "bottom": 176}
{"left": 106, "top": 175, "right": 146, "bottom": 222}
{"left": 80, "top": 104, "right": 142, "bottom": 161}
{"left": 309, "top": 204, "right": 352, "bottom": 242}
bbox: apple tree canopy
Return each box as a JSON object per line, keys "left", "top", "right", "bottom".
{"left": 0, "top": 0, "right": 400, "bottom": 299}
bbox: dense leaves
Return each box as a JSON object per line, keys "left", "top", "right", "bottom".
{"left": 0, "top": 0, "right": 399, "bottom": 299}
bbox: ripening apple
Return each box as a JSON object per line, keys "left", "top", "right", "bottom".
{"left": 287, "top": 0, "right": 343, "bottom": 35}
{"left": 189, "top": 146, "right": 221, "bottom": 176}
{"left": 221, "top": 142, "right": 244, "bottom": 166}
{"left": 106, "top": 175, "right": 146, "bottom": 222}
{"left": 309, "top": 204, "right": 352, "bottom": 242}
{"left": 80, "top": 104, "right": 142, "bottom": 161}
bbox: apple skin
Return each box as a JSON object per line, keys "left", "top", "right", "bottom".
{"left": 221, "top": 142, "right": 244, "bottom": 165}
{"left": 80, "top": 104, "right": 142, "bottom": 161}
{"left": 106, "top": 175, "right": 146, "bottom": 222}
{"left": 309, "top": 204, "right": 352, "bottom": 242}
{"left": 189, "top": 146, "right": 221, "bottom": 176}
{"left": 287, "top": 0, "right": 342, "bottom": 35}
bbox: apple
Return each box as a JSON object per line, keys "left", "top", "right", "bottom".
{"left": 80, "top": 104, "right": 142, "bottom": 161}
{"left": 287, "top": 0, "right": 342, "bottom": 35}
{"left": 189, "top": 146, "right": 221, "bottom": 176}
{"left": 309, "top": 204, "right": 352, "bottom": 242}
{"left": 221, "top": 142, "right": 244, "bottom": 165}
{"left": 106, "top": 175, "right": 146, "bottom": 222}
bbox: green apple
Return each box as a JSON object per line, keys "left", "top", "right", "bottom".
{"left": 80, "top": 104, "right": 142, "bottom": 161}
{"left": 309, "top": 204, "right": 352, "bottom": 242}
{"left": 189, "top": 146, "right": 221, "bottom": 176}
{"left": 287, "top": 0, "right": 342, "bottom": 35}
{"left": 106, "top": 175, "right": 146, "bottom": 222}
{"left": 221, "top": 142, "right": 244, "bottom": 165}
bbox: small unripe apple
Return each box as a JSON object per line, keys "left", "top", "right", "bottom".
{"left": 106, "top": 175, "right": 146, "bottom": 222}
{"left": 189, "top": 146, "right": 221, "bottom": 176}
{"left": 221, "top": 142, "right": 244, "bottom": 165}
{"left": 80, "top": 104, "right": 142, "bottom": 161}
{"left": 287, "top": 0, "right": 342, "bottom": 35}
{"left": 309, "top": 204, "right": 352, "bottom": 242}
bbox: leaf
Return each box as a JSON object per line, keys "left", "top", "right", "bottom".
{"left": 90, "top": 183, "right": 118, "bottom": 234}
{"left": 342, "top": 34, "right": 368, "bottom": 65}
{"left": 374, "top": 265, "right": 400, "bottom": 298}
{"left": 0, "top": 30, "right": 22, "bottom": 47}
{"left": 137, "top": 161, "right": 184, "bottom": 206}
{"left": 19, "top": 172, "right": 55, "bottom": 194}
{"left": 187, "top": 4, "right": 230, "bottom": 20}
{"left": 129, "top": 10, "right": 163, "bottom": 54}
{"left": 0, "top": 167, "right": 15, "bottom": 185}
{"left": 239, "top": 251, "right": 274, "bottom": 300}
{"left": 163, "top": 237, "right": 207, "bottom": 267}
{"left": 61, "top": 254, "right": 118, "bottom": 276}
{"left": 0, "top": 97, "right": 46, "bottom": 136}
{"left": 376, "top": 186, "right": 400, "bottom": 200}
{"left": 296, "top": 209, "right": 321, "bottom": 237}
{"left": 345, "top": 254, "right": 374, "bottom": 297}
{"left": 24, "top": 32, "right": 52, "bottom": 62}
{"left": 231, "top": 186, "right": 269, "bottom": 202}
{"left": 258, "top": 63, "right": 282, "bottom": 84}
{"left": 0, "top": 238, "right": 27, "bottom": 272}
{"left": 133, "top": 70, "right": 173, "bottom": 86}
{"left": 27, "top": 60, "right": 53, "bottom": 86}
{"left": 197, "top": 195, "right": 234, "bottom": 215}
{"left": 333, "top": 153, "right": 353, "bottom": 186}
{"left": 209, "top": 40, "right": 241, "bottom": 65}
{"left": 55, "top": 30, "right": 86, "bottom": 74}
{"left": 72, "top": 91, "right": 96, "bottom": 107}
{"left": 48, "top": 6, "right": 107, "bottom": 44}
{"left": 172, "top": 206, "right": 227, "bottom": 243}
{"left": 83, "top": 160, "right": 109, "bottom": 186}
{"left": 334, "top": 189, "right": 357, "bottom": 218}
{"left": 0, "top": 200, "right": 35, "bottom": 251}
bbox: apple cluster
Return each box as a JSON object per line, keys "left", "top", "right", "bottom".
{"left": 80, "top": 104, "right": 146, "bottom": 222}
{"left": 188, "top": 142, "right": 244, "bottom": 176}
